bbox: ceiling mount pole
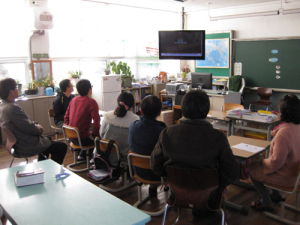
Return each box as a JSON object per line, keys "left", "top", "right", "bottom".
{"left": 182, "top": 7, "right": 185, "bottom": 30}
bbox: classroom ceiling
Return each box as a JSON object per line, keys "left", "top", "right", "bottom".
{"left": 85, "top": 0, "right": 300, "bottom": 12}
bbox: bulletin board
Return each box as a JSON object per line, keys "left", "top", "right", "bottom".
{"left": 234, "top": 38, "right": 300, "bottom": 90}
{"left": 195, "top": 32, "right": 232, "bottom": 77}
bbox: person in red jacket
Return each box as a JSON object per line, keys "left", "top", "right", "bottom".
{"left": 65, "top": 79, "right": 100, "bottom": 160}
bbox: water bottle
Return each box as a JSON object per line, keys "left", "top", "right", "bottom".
{"left": 45, "top": 87, "right": 54, "bottom": 96}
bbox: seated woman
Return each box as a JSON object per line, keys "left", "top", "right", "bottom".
{"left": 250, "top": 94, "right": 300, "bottom": 211}
{"left": 100, "top": 91, "right": 139, "bottom": 167}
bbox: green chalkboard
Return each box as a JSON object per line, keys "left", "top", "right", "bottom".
{"left": 196, "top": 32, "right": 231, "bottom": 77}
{"left": 234, "top": 39, "right": 300, "bottom": 90}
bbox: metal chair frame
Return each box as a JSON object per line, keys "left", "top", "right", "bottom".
{"left": 48, "top": 109, "right": 64, "bottom": 141}
{"left": 128, "top": 152, "right": 169, "bottom": 216}
{"left": 263, "top": 164, "right": 300, "bottom": 225}
{"left": 2, "top": 128, "right": 33, "bottom": 168}
{"left": 94, "top": 137, "right": 137, "bottom": 192}
{"left": 62, "top": 124, "right": 94, "bottom": 172}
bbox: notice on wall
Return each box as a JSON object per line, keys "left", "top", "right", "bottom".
{"left": 234, "top": 62, "right": 242, "bottom": 75}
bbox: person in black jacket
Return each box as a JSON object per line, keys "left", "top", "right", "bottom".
{"left": 53, "top": 79, "right": 75, "bottom": 127}
{"left": 151, "top": 90, "right": 239, "bottom": 216}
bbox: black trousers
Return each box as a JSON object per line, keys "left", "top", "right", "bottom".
{"left": 70, "top": 136, "right": 94, "bottom": 158}
{"left": 38, "top": 141, "right": 67, "bottom": 165}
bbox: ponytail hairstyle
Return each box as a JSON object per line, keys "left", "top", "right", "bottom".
{"left": 114, "top": 91, "right": 134, "bottom": 118}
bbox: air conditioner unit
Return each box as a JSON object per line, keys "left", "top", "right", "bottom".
{"left": 34, "top": 7, "right": 53, "bottom": 29}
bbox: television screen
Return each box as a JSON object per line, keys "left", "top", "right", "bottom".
{"left": 159, "top": 30, "right": 205, "bottom": 60}
{"left": 191, "top": 72, "right": 212, "bottom": 90}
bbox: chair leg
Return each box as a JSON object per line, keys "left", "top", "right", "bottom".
{"left": 133, "top": 183, "right": 167, "bottom": 216}
{"left": 99, "top": 170, "right": 137, "bottom": 193}
{"left": 162, "top": 204, "right": 170, "bottom": 225}
{"left": 220, "top": 208, "right": 225, "bottom": 225}
{"left": 263, "top": 193, "right": 300, "bottom": 225}
{"left": 66, "top": 150, "right": 91, "bottom": 172}
{"left": 9, "top": 157, "right": 15, "bottom": 168}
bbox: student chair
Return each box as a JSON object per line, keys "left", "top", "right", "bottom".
{"left": 2, "top": 128, "right": 37, "bottom": 168}
{"left": 127, "top": 151, "right": 169, "bottom": 216}
{"left": 48, "top": 109, "right": 64, "bottom": 141}
{"left": 62, "top": 125, "right": 94, "bottom": 172}
{"left": 94, "top": 137, "right": 137, "bottom": 192}
{"left": 227, "top": 75, "right": 245, "bottom": 93}
{"left": 222, "top": 103, "right": 244, "bottom": 112}
{"left": 249, "top": 87, "right": 273, "bottom": 111}
{"left": 227, "top": 75, "right": 245, "bottom": 104}
{"left": 162, "top": 166, "right": 225, "bottom": 225}
{"left": 263, "top": 164, "right": 300, "bottom": 225}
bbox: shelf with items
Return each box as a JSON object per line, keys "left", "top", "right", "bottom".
{"left": 122, "top": 85, "right": 153, "bottom": 114}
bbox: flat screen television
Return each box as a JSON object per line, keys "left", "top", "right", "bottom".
{"left": 159, "top": 30, "right": 205, "bottom": 60}
{"left": 191, "top": 72, "right": 212, "bottom": 90}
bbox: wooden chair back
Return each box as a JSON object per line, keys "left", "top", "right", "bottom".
{"left": 223, "top": 103, "right": 244, "bottom": 112}
{"left": 257, "top": 87, "right": 272, "bottom": 102}
{"left": 95, "top": 137, "right": 120, "bottom": 160}
{"left": 128, "top": 151, "right": 151, "bottom": 170}
{"left": 62, "top": 125, "right": 80, "bottom": 139}
{"left": 166, "top": 166, "right": 221, "bottom": 211}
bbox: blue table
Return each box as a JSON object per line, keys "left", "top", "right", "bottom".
{"left": 0, "top": 160, "right": 150, "bottom": 225}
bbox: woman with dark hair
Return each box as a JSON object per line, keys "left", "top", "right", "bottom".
{"left": 250, "top": 94, "right": 300, "bottom": 211}
{"left": 100, "top": 91, "right": 139, "bottom": 167}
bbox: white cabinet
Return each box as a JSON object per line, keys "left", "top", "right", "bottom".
{"left": 32, "top": 97, "right": 55, "bottom": 135}
{"left": 17, "top": 99, "right": 34, "bottom": 121}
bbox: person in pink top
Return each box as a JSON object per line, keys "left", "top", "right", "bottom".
{"left": 250, "top": 94, "right": 300, "bottom": 211}
{"left": 65, "top": 79, "right": 100, "bottom": 160}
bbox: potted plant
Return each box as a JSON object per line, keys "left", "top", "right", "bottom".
{"left": 69, "top": 70, "right": 82, "bottom": 85}
{"left": 16, "top": 79, "right": 22, "bottom": 96}
{"left": 25, "top": 81, "right": 38, "bottom": 95}
{"left": 110, "top": 61, "right": 135, "bottom": 88}
{"left": 104, "top": 64, "right": 110, "bottom": 75}
{"left": 181, "top": 65, "right": 190, "bottom": 81}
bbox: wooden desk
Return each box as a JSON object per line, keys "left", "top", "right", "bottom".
{"left": 226, "top": 136, "right": 271, "bottom": 212}
{"left": 0, "top": 160, "right": 150, "bottom": 225}
{"left": 228, "top": 135, "right": 270, "bottom": 159}
{"left": 228, "top": 116, "right": 281, "bottom": 141}
{"left": 173, "top": 105, "right": 232, "bottom": 136}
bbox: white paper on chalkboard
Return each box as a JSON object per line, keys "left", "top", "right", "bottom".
{"left": 234, "top": 62, "right": 242, "bottom": 75}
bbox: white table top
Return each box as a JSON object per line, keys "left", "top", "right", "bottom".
{"left": 0, "top": 160, "right": 150, "bottom": 225}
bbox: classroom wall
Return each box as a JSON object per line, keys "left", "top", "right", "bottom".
{"left": 186, "top": 1, "right": 300, "bottom": 110}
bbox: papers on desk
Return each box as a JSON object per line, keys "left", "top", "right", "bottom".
{"left": 226, "top": 109, "right": 251, "bottom": 118}
{"left": 231, "top": 143, "right": 264, "bottom": 153}
{"left": 242, "top": 112, "right": 277, "bottom": 122}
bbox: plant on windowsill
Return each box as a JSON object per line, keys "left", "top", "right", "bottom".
{"left": 110, "top": 61, "right": 136, "bottom": 88}
{"left": 69, "top": 70, "right": 82, "bottom": 79}
{"left": 25, "top": 81, "right": 38, "bottom": 95}
{"left": 16, "top": 79, "right": 22, "bottom": 96}
{"left": 104, "top": 64, "right": 110, "bottom": 75}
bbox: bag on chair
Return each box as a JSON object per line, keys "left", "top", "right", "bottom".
{"left": 236, "top": 158, "right": 251, "bottom": 180}
{"left": 87, "top": 139, "right": 120, "bottom": 184}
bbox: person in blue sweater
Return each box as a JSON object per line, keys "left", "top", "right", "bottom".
{"left": 128, "top": 95, "right": 166, "bottom": 197}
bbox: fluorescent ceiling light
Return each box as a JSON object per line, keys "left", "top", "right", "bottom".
{"left": 210, "top": 10, "right": 279, "bottom": 21}
{"left": 282, "top": 8, "right": 300, "bottom": 15}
